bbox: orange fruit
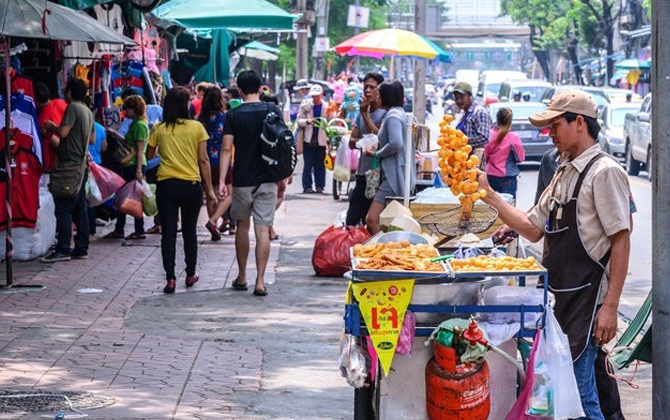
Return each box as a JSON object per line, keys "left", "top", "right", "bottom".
{"left": 464, "top": 145, "right": 473, "bottom": 154}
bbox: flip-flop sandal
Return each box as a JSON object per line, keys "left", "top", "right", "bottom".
{"left": 147, "top": 226, "right": 161, "bottom": 234}
{"left": 270, "top": 234, "right": 280, "bottom": 241}
{"left": 253, "top": 288, "right": 268, "bottom": 296}
{"left": 104, "top": 231, "right": 125, "bottom": 239}
{"left": 125, "top": 232, "right": 146, "bottom": 240}
{"left": 231, "top": 280, "right": 248, "bottom": 291}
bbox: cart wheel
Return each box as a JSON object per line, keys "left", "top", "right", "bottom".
{"left": 333, "top": 179, "right": 342, "bottom": 200}
{"left": 354, "top": 385, "right": 375, "bottom": 420}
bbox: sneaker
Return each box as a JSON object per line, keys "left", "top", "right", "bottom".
{"left": 71, "top": 251, "right": 88, "bottom": 260}
{"left": 303, "top": 188, "right": 315, "bottom": 194}
{"left": 316, "top": 188, "right": 325, "bottom": 194}
{"left": 40, "top": 251, "right": 71, "bottom": 263}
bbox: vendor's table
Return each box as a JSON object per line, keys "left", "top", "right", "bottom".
{"left": 343, "top": 269, "right": 548, "bottom": 420}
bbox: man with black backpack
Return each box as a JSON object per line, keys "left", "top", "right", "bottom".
{"left": 219, "top": 70, "right": 296, "bottom": 297}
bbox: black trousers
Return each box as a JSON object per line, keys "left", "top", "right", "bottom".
{"left": 156, "top": 178, "right": 202, "bottom": 280}
{"left": 54, "top": 171, "right": 89, "bottom": 255}
{"left": 346, "top": 175, "right": 372, "bottom": 226}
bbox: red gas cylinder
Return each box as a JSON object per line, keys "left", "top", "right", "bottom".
{"left": 425, "top": 354, "right": 490, "bottom": 420}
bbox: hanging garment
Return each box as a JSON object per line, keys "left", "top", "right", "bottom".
{"left": 11, "top": 71, "right": 34, "bottom": 100}
{"left": 0, "top": 129, "right": 42, "bottom": 230}
{"left": 62, "top": 41, "right": 94, "bottom": 66}
{"left": 0, "top": 93, "right": 43, "bottom": 166}
{"left": 111, "top": 61, "right": 145, "bottom": 101}
{"left": 93, "top": 3, "right": 125, "bottom": 54}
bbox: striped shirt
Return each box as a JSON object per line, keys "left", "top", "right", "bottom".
{"left": 457, "top": 103, "right": 492, "bottom": 150}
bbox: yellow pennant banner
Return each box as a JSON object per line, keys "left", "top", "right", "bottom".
{"left": 352, "top": 279, "right": 415, "bottom": 376}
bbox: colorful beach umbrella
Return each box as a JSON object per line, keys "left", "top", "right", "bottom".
{"left": 333, "top": 28, "right": 439, "bottom": 60}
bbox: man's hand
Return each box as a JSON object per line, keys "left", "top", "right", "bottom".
{"left": 218, "top": 183, "right": 228, "bottom": 199}
{"left": 43, "top": 120, "right": 56, "bottom": 131}
{"left": 135, "top": 169, "right": 143, "bottom": 182}
{"left": 594, "top": 304, "right": 618, "bottom": 346}
{"left": 286, "top": 176, "right": 293, "bottom": 185}
{"left": 476, "top": 170, "right": 495, "bottom": 204}
{"left": 207, "top": 189, "right": 218, "bottom": 205}
{"left": 491, "top": 225, "right": 517, "bottom": 245}
{"left": 360, "top": 97, "right": 371, "bottom": 114}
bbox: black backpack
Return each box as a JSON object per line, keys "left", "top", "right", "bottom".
{"left": 258, "top": 103, "right": 297, "bottom": 183}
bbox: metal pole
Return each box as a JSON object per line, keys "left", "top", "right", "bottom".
{"left": 652, "top": 0, "right": 670, "bottom": 417}
{"left": 403, "top": 112, "right": 413, "bottom": 207}
{"left": 296, "top": 0, "right": 309, "bottom": 80}
{"left": 413, "top": 0, "right": 426, "bottom": 124}
{"left": 354, "top": 0, "right": 360, "bottom": 75}
{"left": 3, "top": 38, "right": 13, "bottom": 287}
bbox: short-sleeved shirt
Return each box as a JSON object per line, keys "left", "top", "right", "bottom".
{"left": 58, "top": 101, "right": 94, "bottom": 166}
{"left": 223, "top": 101, "right": 280, "bottom": 188}
{"left": 353, "top": 108, "right": 387, "bottom": 175}
{"left": 149, "top": 119, "right": 208, "bottom": 182}
{"left": 204, "top": 111, "right": 226, "bottom": 168}
{"left": 88, "top": 122, "right": 106, "bottom": 165}
{"left": 124, "top": 119, "right": 149, "bottom": 167}
{"left": 38, "top": 99, "right": 68, "bottom": 171}
{"left": 527, "top": 143, "right": 632, "bottom": 302}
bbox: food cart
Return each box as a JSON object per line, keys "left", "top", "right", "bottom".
{"left": 342, "top": 234, "right": 548, "bottom": 420}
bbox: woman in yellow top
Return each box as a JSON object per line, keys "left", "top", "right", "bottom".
{"left": 147, "top": 87, "right": 217, "bottom": 294}
{"left": 105, "top": 95, "right": 149, "bottom": 240}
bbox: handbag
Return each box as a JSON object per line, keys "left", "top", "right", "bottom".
{"left": 48, "top": 158, "right": 88, "bottom": 199}
{"left": 364, "top": 155, "right": 380, "bottom": 200}
{"left": 113, "top": 140, "right": 135, "bottom": 165}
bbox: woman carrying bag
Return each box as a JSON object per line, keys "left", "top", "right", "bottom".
{"left": 105, "top": 95, "right": 149, "bottom": 239}
{"left": 363, "top": 81, "right": 416, "bottom": 234}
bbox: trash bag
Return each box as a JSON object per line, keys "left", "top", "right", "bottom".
{"left": 527, "top": 305, "right": 585, "bottom": 419}
{"left": 113, "top": 180, "right": 144, "bottom": 219}
{"left": 312, "top": 224, "right": 370, "bottom": 277}
{"left": 85, "top": 175, "right": 105, "bottom": 206}
{"left": 333, "top": 140, "right": 352, "bottom": 182}
{"left": 504, "top": 330, "right": 542, "bottom": 420}
{"left": 141, "top": 182, "right": 158, "bottom": 217}
{"left": 89, "top": 162, "right": 125, "bottom": 202}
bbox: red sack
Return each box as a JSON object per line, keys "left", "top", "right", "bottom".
{"left": 312, "top": 225, "right": 370, "bottom": 277}
{"left": 113, "top": 180, "right": 143, "bottom": 219}
{"left": 89, "top": 162, "right": 125, "bottom": 201}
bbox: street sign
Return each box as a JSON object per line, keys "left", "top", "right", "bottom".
{"left": 347, "top": 5, "right": 369, "bottom": 28}
{"left": 315, "top": 37, "right": 330, "bottom": 52}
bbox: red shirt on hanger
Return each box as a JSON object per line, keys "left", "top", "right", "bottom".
{"left": 38, "top": 99, "right": 67, "bottom": 171}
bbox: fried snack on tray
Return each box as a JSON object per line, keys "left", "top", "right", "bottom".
{"left": 353, "top": 241, "right": 443, "bottom": 272}
{"left": 450, "top": 255, "right": 543, "bottom": 272}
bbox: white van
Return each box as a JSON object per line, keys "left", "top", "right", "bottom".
{"left": 476, "top": 70, "right": 527, "bottom": 105}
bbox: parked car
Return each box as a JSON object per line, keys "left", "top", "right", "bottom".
{"left": 602, "top": 87, "right": 643, "bottom": 104}
{"left": 487, "top": 102, "right": 551, "bottom": 161}
{"left": 624, "top": 93, "right": 652, "bottom": 177}
{"left": 476, "top": 70, "right": 527, "bottom": 105}
{"left": 498, "top": 79, "right": 551, "bottom": 103}
{"left": 540, "top": 85, "right": 610, "bottom": 114}
{"left": 597, "top": 102, "right": 642, "bottom": 164}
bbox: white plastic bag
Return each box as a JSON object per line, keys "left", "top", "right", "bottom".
{"left": 356, "top": 133, "right": 378, "bottom": 150}
{"left": 480, "top": 286, "right": 552, "bottom": 325}
{"left": 86, "top": 175, "right": 105, "bottom": 206}
{"left": 527, "top": 305, "right": 585, "bottom": 419}
{"left": 338, "top": 334, "right": 368, "bottom": 388}
{"left": 333, "top": 140, "right": 352, "bottom": 182}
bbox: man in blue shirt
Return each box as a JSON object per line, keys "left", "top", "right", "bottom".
{"left": 87, "top": 121, "right": 107, "bottom": 238}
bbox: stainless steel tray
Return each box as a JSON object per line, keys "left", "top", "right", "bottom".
{"left": 446, "top": 258, "right": 547, "bottom": 279}
{"left": 350, "top": 246, "right": 452, "bottom": 281}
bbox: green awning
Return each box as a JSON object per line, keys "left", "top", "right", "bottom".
{"left": 193, "top": 29, "right": 231, "bottom": 86}
{"left": 152, "top": 0, "right": 296, "bottom": 30}
{"left": 245, "top": 41, "right": 280, "bottom": 54}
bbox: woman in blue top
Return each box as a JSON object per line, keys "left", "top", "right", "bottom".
{"left": 198, "top": 86, "right": 231, "bottom": 241}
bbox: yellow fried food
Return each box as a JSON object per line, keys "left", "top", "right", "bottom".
{"left": 353, "top": 242, "right": 443, "bottom": 272}
{"left": 450, "top": 256, "right": 543, "bottom": 272}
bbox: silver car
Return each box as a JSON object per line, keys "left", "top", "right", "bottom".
{"left": 598, "top": 103, "right": 642, "bottom": 164}
{"left": 488, "top": 102, "right": 552, "bottom": 161}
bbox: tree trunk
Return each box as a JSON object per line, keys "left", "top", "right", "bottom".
{"left": 567, "top": 37, "right": 583, "bottom": 85}
{"left": 603, "top": 0, "right": 615, "bottom": 82}
{"left": 529, "top": 25, "right": 553, "bottom": 82}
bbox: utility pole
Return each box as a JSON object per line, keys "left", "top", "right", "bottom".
{"left": 652, "top": 0, "right": 670, "bottom": 418}
{"left": 413, "top": 0, "right": 426, "bottom": 124}
{"left": 354, "top": 0, "right": 360, "bottom": 75}
{"left": 312, "top": 0, "right": 329, "bottom": 80}
{"left": 296, "top": 0, "right": 313, "bottom": 80}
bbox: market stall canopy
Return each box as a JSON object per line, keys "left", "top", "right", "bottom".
{"left": 0, "top": 0, "right": 136, "bottom": 44}
{"left": 333, "top": 28, "right": 439, "bottom": 60}
{"left": 239, "top": 41, "right": 279, "bottom": 61}
{"left": 152, "top": 0, "right": 297, "bottom": 30}
{"left": 614, "top": 58, "right": 651, "bottom": 71}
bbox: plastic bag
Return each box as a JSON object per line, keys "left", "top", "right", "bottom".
{"left": 89, "top": 162, "right": 125, "bottom": 202}
{"left": 396, "top": 311, "right": 415, "bottom": 355}
{"left": 356, "top": 134, "right": 378, "bottom": 150}
{"left": 480, "top": 286, "right": 552, "bottom": 325}
{"left": 142, "top": 183, "right": 158, "bottom": 217}
{"left": 504, "top": 329, "right": 542, "bottom": 420}
{"left": 312, "top": 224, "right": 370, "bottom": 277}
{"left": 338, "top": 334, "right": 368, "bottom": 388}
{"left": 86, "top": 175, "right": 105, "bottom": 206}
{"left": 113, "top": 180, "right": 143, "bottom": 219}
{"left": 333, "top": 140, "right": 352, "bottom": 182}
{"left": 364, "top": 155, "right": 380, "bottom": 200}
{"left": 528, "top": 305, "right": 585, "bottom": 419}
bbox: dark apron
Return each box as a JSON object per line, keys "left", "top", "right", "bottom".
{"left": 542, "top": 153, "right": 610, "bottom": 361}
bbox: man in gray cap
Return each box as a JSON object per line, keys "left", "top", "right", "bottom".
{"left": 477, "top": 90, "right": 632, "bottom": 420}
{"left": 453, "top": 81, "right": 492, "bottom": 150}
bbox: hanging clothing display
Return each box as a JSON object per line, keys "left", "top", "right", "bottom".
{"left": 111, "top": 60, "right": 144, "bottom": 100}
{"left": 93, "top": 3, "right": 126, "bottom": 54}
{"left": 0, "top": 93, "right": 43, "bottom": 166}
{"left": 11, "top": 71, "right": 34, "bottom": 100}
{"left": 0, "top": 129, "right": 41, "bottom": 230}
{"left": 62, "top": 41, "right": 94, "bottom": 66}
